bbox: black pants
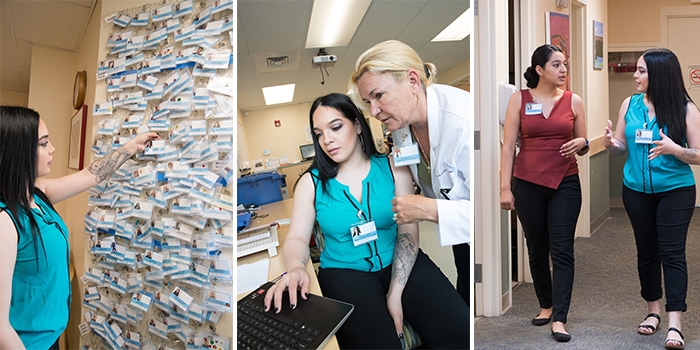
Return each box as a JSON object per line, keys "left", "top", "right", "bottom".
{"left": 49, "top": 337, "right": 60, "bottom": 350}
{"left": 513, "top": 175, "right": 581, "bottom": 324}
{"left": 318, "top": 249, "right": 470, "bottom": 349}
{"left": 453, "top": 242, "right": 470, "bottom": 305}
{"left": 622, "top": 184, "right": 694, "bottom": 312}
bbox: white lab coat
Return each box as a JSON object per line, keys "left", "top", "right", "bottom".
{"left": 410, "top": 84, "right": 472, "bottom": 246}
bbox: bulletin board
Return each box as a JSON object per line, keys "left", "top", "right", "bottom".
{"left": 78, "top": 0, "right": 234, "bottom": 349}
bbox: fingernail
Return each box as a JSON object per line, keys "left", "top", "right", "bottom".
{"left": 305, "top": 293, "right": 309, "bottom": 298}
{"left": 274, "top": 306, "right": 279, "bottom": 312}
{"left": 265, "top": 304, "right": 269, "bottom": 311}
{"left": 399, "top": 333, "right": 404, "bottom": 339}
{"left": 290, "top": 303, "right": 296, "bottom": 309}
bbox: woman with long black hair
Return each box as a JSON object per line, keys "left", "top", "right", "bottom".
{"left": 0, "top": 106, "right": 158, "bottom": 349}
{"left": 605, "top": 48, "right": 700, "bottom": 350}
{"left": 264, "top": 93, "right": 469, "bottom": 349}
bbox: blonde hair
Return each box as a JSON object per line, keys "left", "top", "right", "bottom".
{"left": 348, "top": 40, "right": 437, "bottom": 109}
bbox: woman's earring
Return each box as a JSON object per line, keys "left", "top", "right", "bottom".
{"left": 359, "top": 133, "right": 366, "bottom": 152}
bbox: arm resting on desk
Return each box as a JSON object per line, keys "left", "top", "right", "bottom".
{"left": 264, "top": 172, "right": 317, "bottom": 313}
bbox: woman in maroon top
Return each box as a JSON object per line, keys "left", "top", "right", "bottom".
{"left": 500, "top": 44, "right": 589, "bottom": 342}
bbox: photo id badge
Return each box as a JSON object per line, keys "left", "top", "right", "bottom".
{"left": 350, "top": 221, "right": 378, "bottom": 247}
{"left": 635, "top": 129, "right": 653, "bottom": 144}
{"left": 393, "top": 143, "right": 420, "bottom": 167}
{"left": 525, "top": 103, "right": 543, "bottom": 115}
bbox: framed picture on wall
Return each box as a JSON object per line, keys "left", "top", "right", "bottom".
{"left": 69, "top": 104, "right": 87, "bottom": 170}
{"left": 545, "top": 11, "right": 570, "bottom": 90}
{"left": 593, "top": 20, "right": 604, "bottom": 70}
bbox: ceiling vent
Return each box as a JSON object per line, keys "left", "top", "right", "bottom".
{"left": 266, "top": 56, "right": 290, "bottom": 68}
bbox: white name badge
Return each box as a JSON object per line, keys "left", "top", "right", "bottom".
{"left": 393, "top": 143, "right": 420, "bottom": 167}
{"left": 635, "top": 129, "right": 653, "bottom": 144}
{"left": 350, "top": 221, "right": 378, "bottom": 247}
{"left": 525, "top": 103, "right": 543, "bottom": 115}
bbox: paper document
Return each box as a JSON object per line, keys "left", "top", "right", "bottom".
{"left": 237, "top": 258, "right": 270, "bottom": 294}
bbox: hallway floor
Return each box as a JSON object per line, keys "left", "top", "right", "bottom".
{"left": 475, "top": 208, "right": 700, "bottom": 349}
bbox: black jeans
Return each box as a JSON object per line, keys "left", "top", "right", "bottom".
{"left": 513, "top": 174, "right": 581, "bottom": 324}
{"left": 318, "top": 249, "right": 470, "bottom": 349}
{"left": 622, "top": 184, "right": 694, "bottom": 312}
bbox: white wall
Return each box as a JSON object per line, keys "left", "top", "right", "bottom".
{"left": 28, "top": 46, "right": 77, "bottom": 217}
{"left": 243, "top": 102, "right": 314, "bottom": 168}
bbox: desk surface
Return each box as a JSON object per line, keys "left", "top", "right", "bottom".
{"left": 237, "top": 199, "right": 339, "bottom": 350}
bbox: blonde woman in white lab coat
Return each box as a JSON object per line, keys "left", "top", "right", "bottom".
{"left": 349, "top": 40, "right": 472, "bottom": 305}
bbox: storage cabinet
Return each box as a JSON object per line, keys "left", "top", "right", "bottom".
{"left": 277, "top": 161, "right": 312, "bottom": 199}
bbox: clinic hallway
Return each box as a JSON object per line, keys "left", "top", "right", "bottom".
{"left": 475, "top": 207, "right": 700, "bottom": 350}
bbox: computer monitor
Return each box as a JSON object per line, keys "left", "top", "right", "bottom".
{"left": 299, "top": 144, "right": 315, "bottom": 160}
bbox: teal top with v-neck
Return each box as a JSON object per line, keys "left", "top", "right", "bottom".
{"left": 312, "top": 154, "right": 397, "bottom": 272}
{"left": 0, "top": 192, "right": 71, "bottom": 349}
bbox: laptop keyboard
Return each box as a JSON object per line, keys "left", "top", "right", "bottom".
{"left": 237, "top": 299, "right": 322, "bottom": 350}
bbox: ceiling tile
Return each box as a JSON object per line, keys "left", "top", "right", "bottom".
{"left": 15, "top": 38, "right": 32, "bottom": 68}
{"left": 0, "top": 35, "right": 17, "bottom": 67}
{"left": 237, "top": 54, "right": 259, "bottom": 90}
{"left": 7, "top": 0, "right": 91, "bottom": 51}
{"left": 0, "top": 63, "right": 23, "bottom": 84}
{"left": 398, "top": 0, "right": 470, "bottom": 45}
{"left": 350, "top": 0, "right": 428, "bottom": 47}
{"left": 237, "top": 0, "right": 471, "bottom": 111}
{"left": 237, "top": 0, "right": 312, "bottom": 54}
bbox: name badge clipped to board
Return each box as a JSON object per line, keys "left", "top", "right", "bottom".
{"left": 350, "top": 221, "right": 378, "bottom": 247}
{"left": 525, "top": 103, "right": 543, "bottom": 115}
{"left": 391, "top": 126, "right": 420, "bottom": 166}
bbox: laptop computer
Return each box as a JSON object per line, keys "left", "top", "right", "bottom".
{"left": 237, "top": 281, "right": 354, "bottom": 350}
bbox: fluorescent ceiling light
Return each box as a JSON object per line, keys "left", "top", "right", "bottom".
{"left": 431, "top": 7, "right": 472, "bottom": 42}
{"left": 305, "top": 0, "right": 372, "bottom": 48}
{"left": 262, "top": 84, "right": 295, "bottom": 105}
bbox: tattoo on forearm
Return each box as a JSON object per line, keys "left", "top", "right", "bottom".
{"left": 682, "top": 148, "right": 698, "bottom": 159}
{"left": 391, "top": 233, "right": 417, "bottom": 287}
{"left": 88, "top": 148, "right": 131, "bottom": 183}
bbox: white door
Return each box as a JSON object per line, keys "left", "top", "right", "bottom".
{"left": 665, "top": 9, "right": 700, "bottom": 204}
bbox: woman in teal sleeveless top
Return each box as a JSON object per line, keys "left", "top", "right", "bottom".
{"left": 264, "top": 94, "right": 469, "bottom": 349}
{"left": 605, "top": 48, "right": 700, "bottom": 350}
{"left": 0, "top": 106, "right": 158, "bottom": 349}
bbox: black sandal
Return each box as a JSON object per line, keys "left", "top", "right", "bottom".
{"left": 637, "top": 313, "right": 661, "bottom": 335}
{"left": 664, "top": 327, "right": 684, "bottom": 350}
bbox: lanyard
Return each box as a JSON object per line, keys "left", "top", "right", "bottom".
{"left": 342, "top": 183, "right": 372, "bottom": 222}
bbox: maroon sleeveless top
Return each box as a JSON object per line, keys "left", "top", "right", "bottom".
{"left": 513, "top": 89, "right": 578, "bottom": 189}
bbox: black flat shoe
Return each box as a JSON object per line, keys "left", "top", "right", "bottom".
{"left": 551, "top": 330, "right": 571, "bottom": 342}
{"left": 531, "top": 315, "right": 552, "bottom": 326}
{"left": 638, "top": 313, "right": 661, "bottom": 335}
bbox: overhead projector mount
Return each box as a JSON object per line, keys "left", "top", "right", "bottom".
{"left": 313, "top": 48, "right": 337, "bottom": 85}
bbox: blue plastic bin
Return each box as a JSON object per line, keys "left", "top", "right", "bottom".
{"left": 237, "top": 172, "right": 285, "bottom": 206}
{"left": 237, "top": 212, "right": 252, "bottom": 232}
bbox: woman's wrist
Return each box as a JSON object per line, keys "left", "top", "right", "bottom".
{"left": 580, "top": 138, "right": 589, "bottom": 152}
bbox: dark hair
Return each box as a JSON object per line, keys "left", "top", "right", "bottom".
{"left": 523, "top": 44, "right": 563, "bottom": 88}
{"left": 304, "top": 93, "right": 377, "bottom": 193}
{"left": 642, "top": 48, "right": 695, "bottom": 146}
{"left": 0, "top": 106, "right": 45, "bottom": 265}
